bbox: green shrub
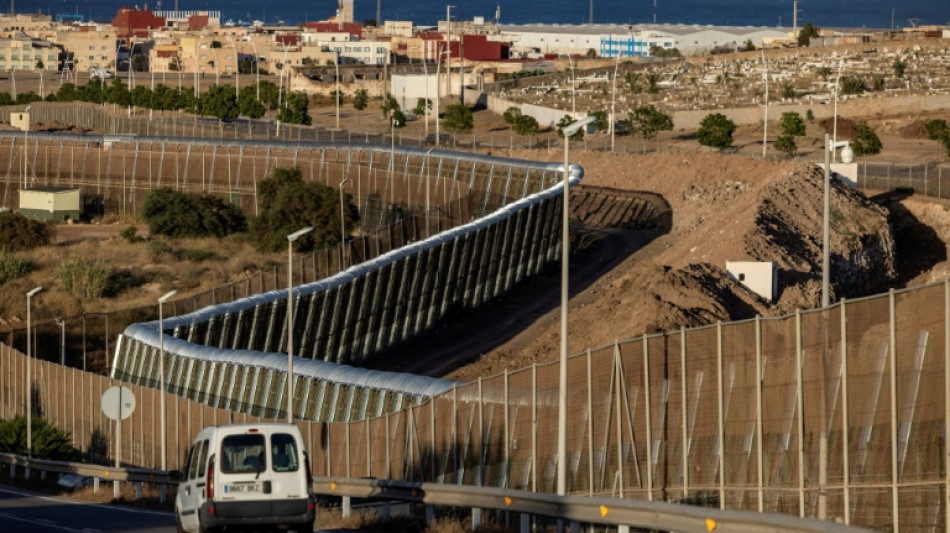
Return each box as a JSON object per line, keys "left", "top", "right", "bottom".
{"left": 774, "top": 134, "right": 798, "bottom": 155}
{"left": 443, "top": 103, "right": 474, "bottom": 134}
{"left": 852, "top": 122, "right": 883, "bottom": 157}
{"left": 0, "top": 416, "right": 80, "bottom": 460}
{"left": 925, "top": 119, "right": 949, "bottom": 142}
{"left": 143, "top": 188, "right": 247, "bottom": 238}
{"left": 120, "top": 225, "right": 144, "bottom": 243}
{"left": 806, "top": 109, "right": 815, "bottom": 121}
{"left": 0, "top": 253, "right": 33, "bottom": 284}
{"left": 148, "top": 238, "right": 172, "bottom": 257}
{"left": 697, "top": 113, "right": 736, "bottom": 149}
{"left": 181, "top": 248, "right": 221, "bottom": 262}
{"left": 250, "top": 167, "right": 359, "bottom": 253}
{"left": 0, "top": 212, "right": 51, "bottom": 252}
{"left": 779, "top": 112, "right": 806, "bottom": 137}
{"left": 59, "top": 257, "right": 116, "bottom": 298}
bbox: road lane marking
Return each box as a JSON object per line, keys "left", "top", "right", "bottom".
{"left": 0, "top": 511, "right": 100, "bottom": 532}
{"left": 0, "top": 486, "right": 173, "bottom": 517}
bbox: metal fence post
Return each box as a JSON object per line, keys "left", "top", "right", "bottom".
{"left": 945, "top": 279, "right": 950, "bottom": 533}
{"left": 585, "top": 349, "right": 593, "bottom": 495}
{"left": 889, "top": 289, "right": 899, "bottom": 533}
{"left": 717, "top": 321, "right": 725, "bottom": 509}
{"left": 532, "top": 364, "right": 537, "bottom": 493}
{"left": 505, "top": 369, "right": 511, "bottom": 489}
{"left": 681, "top": 328, "right": 689, "bottom": 501}
{"left": 643, "top": 334, "right": 653, "bottom": 501}
{"left": 840, "top": 299, "right": 851, "bottom": 524}
{"left": 796, "top": 310, "right": 805, "bottom": 518}
{"left": 755, "top": 316, "right": 764, "bottom": 513}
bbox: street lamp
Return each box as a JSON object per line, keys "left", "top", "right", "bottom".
{"left": 339, "top": 178, "right": 349, "bottom": 268}
{"left": 557, "top": 115, "right": 596, "bottom": 497}
{"left": 610, "top": 51, "right": 623, "bottom": 152}
{"left": 832, "top": 60, "right": 844, "bottom": 162}
{"left": 821, "top": 134, "right": 854, "bottom": 308}
{"left": 334, "top": 51, "right": 341, "bottom": 130}
{"left": 25, "top": 286, "right": 43, "bottom": 457}
{"left": 286, "top": 226, "right": 314, "bottom": 423}
{"left": 276, "top": 43, "right": 290, "bottom": 137}
{"left": 157, "top": 289, "right": 177, "bottom": 471}
{"left": 762, "top": 50, "right": 769, "bottom": 158}
{"left": 249, "top": 40, "right": 260, "bottom": 101}
{"left": 568, "top": 55, "right": 576, "bottom": 116}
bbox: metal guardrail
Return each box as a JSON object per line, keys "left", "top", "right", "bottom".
{"left": 0, "top": 452, "right": 173, "bottom": 485}
{"left": 0, "top": 450, "right": 872, "bottom": 532}
{"left": 315, "top": 477, "right": 875, "bottom": 533}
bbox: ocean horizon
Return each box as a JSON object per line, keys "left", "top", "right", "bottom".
{"left": 14, "top": 0, "right": 950, "bottom": 31}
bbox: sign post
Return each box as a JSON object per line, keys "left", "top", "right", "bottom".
{"left": 101, "top": 386, "right": 136, "bottom": 498}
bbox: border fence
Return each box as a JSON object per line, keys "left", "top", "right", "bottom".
{"left": 3, "top": 279, "right": 950, "bottom": 531}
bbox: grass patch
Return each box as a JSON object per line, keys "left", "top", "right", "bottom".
{"left": 0, "top": 253, "right": 33, "bottom": 284}
{"left": 59, "top": 257, "right": 116, "bottom": 298}
{"left": 180, "top": 248, "right": 221, "bottom": 262}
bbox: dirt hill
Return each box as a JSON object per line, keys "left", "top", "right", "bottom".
{"left": 448, "top": 150, "right": 899, "bottom": 382}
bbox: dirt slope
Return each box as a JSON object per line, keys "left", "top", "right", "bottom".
{"left": 448, "top": 150, "right": 896, "bottom": 382}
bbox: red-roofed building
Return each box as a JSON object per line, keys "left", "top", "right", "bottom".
{"left": 303, "top": 22, "right": 362, "bottom": 39}
{"left": 111, "top": 7, "right": 166, "bottom": 40}
{"left": 449, "top": 34, "right": 509, "bottom": 61}
{"left": 187, "top": 15, "right": 209, "bottom": 31}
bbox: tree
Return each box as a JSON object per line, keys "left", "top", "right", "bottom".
{"left": 774, "top": 134, "right": 797, "bottom": 155}
{"left": 512, "top": 114, "right": 539, "bottom": 136}
{"left": 277, "top": 91, "right": 312, "bottom": 125}
{"left": 143, "top": 188, "right": 247, "bottom": 238}
{"left": 380, "top": 93, "right": 400, "bottom": 118}
{"left": 556, "top": 115, "right": 584, "bottom": 140}
{"left": 781, "top": 82, "right": 796, "bottom": 99}
{"left": 249, "top": 167, "right": 358, "bottom": 253}
{"left": 779, "top": 111, "right": 806, "bottom": 137}
{"left": 624, "top": 72, "right": 642, "bottom": 93}
{"left": 237, "top": 85, "right": 265, "bottom": 119}
{"left": 585, "top": 48, "right": 597, "bottom": 58}
{"left": 815, "top": 66, "right": 833, "bottom": 80}
{"left": 852, "top": 122, "right": 882, "bottom": 156}
{"left": 413, "top": 97, "right": 432, "bottom": 118}
{"left": 353, "top": 89, "right": 369, "bottom": 111}
{"left": 892, "top": 58, "right": 908, "bottom": 79}
{"left": 645, "top": 72, "right": 661, "bottom": 94}
{"left": 627, "top": 105, "right": 673, "bottom": 141}
{"left": 103, "top": 78, "right": 130, "bottom": 106}
{"left": 329, "top": 89, "right": 344, "bottom": 107}
{"left": 391, "top": 108, "right": 407, "bottom": 128}
{"left": 797, "top": 22, "right": 820, "bottom": 47}
{"left": 35, "top": 59, "right": 43, "bottom": 69}
{"left": 443, "top": 103, "right": 474, "bottom": 134}
{"left": 198, "top": 84, "right": 239, "bottom": 121}
{"left": 839, "top": 75, "right": 867, "bottom": 95}
{"left": 589, "top": 110, "right": 609, "bottom": 133}
{"left": 257, "top": 80, "right": 281, "bottom": 109}
{"left": 696, "top": 113, "right": 736, "bottom": 149}
{"left": 130, "top": 85, "right": 151, "bottom": 108}
{"left": 503, "top": 106, "right": 522, "bottom": 125}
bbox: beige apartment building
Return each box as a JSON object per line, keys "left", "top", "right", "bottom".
{"left": 179, "top": 35, "right": 237, "bottom": 77}
{"left": 0, "top": 37, "right": 60, "bottom": 72}
{"left": 56, "top": 29, "right": 117, "bottom": 72}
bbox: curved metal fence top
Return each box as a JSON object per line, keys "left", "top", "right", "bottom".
{"left": 0, "top": 130, "right": 572, "bottom": 172}
{"left": 127, "top": 166, "right": 581, "bottom": 335}
{"left": 121, "top": 326, "right": 458, "bottom": 397}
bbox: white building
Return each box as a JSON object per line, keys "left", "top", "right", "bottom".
{"left": 497, "top": 23, "right": 788, "bottom": 58}
{"left": 319, "top": 40, "right": 390, "bottom": 65}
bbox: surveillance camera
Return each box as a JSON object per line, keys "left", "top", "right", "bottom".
{"left": 840, "top": 145, "right": 854, "bottom": 164}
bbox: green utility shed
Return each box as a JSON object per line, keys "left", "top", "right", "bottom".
{"left": 19, "top": 187, "right": 81, "bottom": 222}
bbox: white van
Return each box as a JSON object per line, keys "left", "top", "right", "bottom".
{"left": 174, "top": 423, "right": 315, "bottom": 533}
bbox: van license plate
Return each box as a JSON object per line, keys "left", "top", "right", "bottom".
{"left": 226, "top": 483, "right": 260, "bottom": 493}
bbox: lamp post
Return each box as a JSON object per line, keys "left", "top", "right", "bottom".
{"left": 25, "top": 286, "right": 43, "bottom": 457}
{"left": 821, "top": 134, "right": 853, "bottom": 308}
{"left": 339, "top": 178, "right": 349, "bottom": 268}
{"left": 610, "top": 51, "right": 622, "bottom": 152}
{"left": 568, "top": 55, "right": 576, "bottom": 116}
{"left": 425, "top": 147, "right": 434, "bottom": 236}
{"left": 832, "top": 60, "right": 843, "bottom": 162}
{"left": 276, "top": 44, "right": 289, "bottom": 137}
{"left": 22, "top": 104, "right": 31, "bottom": 189}
{"left": 55, "top": 317, "right": 65, "bottom": 365}
{"left": 557, "top": 115, "right": 596, "bottom": 497}
{"left": 762, "top": 50, "right": 769, "bottom": 158}
{"left": 334, "top": 51, "right": 341, "bottom": 130}
{"left": 434, "top": 48, "right": 448, "bottom": 145}
{"left": 157, "top": 289, "right": 176, "bottom": 471}
{"left": 249, "top": 40, "right": 260, "bottom": 101}
{"left": 286, "top": 227, "right": 314, "bottom": 423}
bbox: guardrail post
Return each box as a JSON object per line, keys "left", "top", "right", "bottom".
{"left": 342, "top": 496, "right": 351, "bottom": 518}
{"left": 135, "top": 482, "right": 142, "bottom": 501}
{"left": 160, "top": 484, "right": 166, "bottom": 504}
{"left": 426, "top": 504, "right": 435, "bottom": 525}
{"left": 618, "top": 527, "right": 630, "bottom": 533}
{"left": 382, "top": 501, "right": 391, "bottom": 519}
{"left": 520, "top": 513, "right": 530, "bottom": 533}
{"left": 889, "top": 289, "right": 900, "bottom": 533}
{"left": 10, "top": 462, "right": 15, "bottom": 479}
{"left": 25, "top": 462, "right": 29, "bottom": 479}
{"left": 472, "top": 507, "right": 482, "bottom": 529}
{"left": 93, "top": 476, "right": 99, "bottom": 493}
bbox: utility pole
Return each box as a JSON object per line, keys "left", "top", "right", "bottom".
{"left": 589, "top": 0, "right": 593, "bottom": 24}
{"left": 793, "top": 0, "right": 801, "bottom": 36}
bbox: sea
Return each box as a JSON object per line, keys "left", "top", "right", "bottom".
{"left": 18, "top": 0, "right": 950, "bottom": 30}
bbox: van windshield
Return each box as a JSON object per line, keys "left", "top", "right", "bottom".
{"left": 221, "top": 434, "right": 265, "bottom": 473}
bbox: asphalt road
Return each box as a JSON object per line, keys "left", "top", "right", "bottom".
{"left": 0, "top": 484, "right": 175, "bottom": 532}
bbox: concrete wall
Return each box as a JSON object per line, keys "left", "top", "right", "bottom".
{"left": 725, "top": 261, "right": 776, "bottom": 302}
